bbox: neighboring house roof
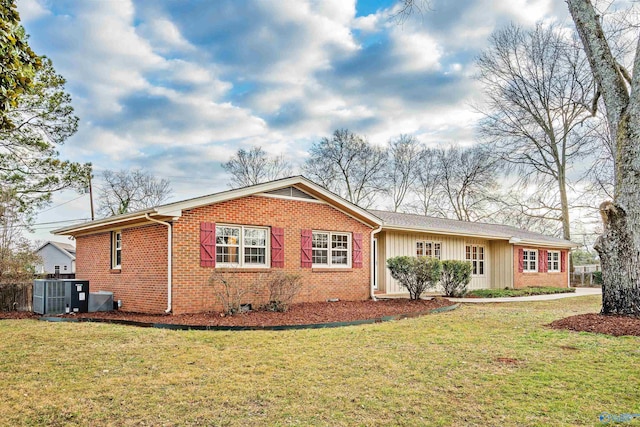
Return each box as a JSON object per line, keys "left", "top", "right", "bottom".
{"left": 368, "top": 210, "right": 576, "bottom": 248}
{"left": 36, "top": 241, "right": 76, "bottom": 260}
{"left": 53, "top": 176, "right": 383, "bottom": 236}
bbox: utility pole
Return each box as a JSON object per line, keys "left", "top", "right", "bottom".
{"left": 88, "top": 172, "right": 95, "bottom": 221}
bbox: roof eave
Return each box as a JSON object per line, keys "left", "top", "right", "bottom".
{"left": 52, "top": 209, "right": 157, "bottom": 236}
{"left": 53, "top": 176, "right": 382, "bottom": 236}
{"left": 381, "top": 225, "right": 576, "bottom": 248}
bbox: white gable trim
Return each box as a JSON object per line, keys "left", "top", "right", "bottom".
{"left": 256, "top": 193, "right": 326, "bottom": 204}
{"left": 53, "top": 176, "right": 382, "bottom": 236}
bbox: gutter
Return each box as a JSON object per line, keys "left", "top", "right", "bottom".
{"left": 145, "top": 213, "right": 173, "bottom": 314}
{"left": 370, "top": 225, "right": 383, "bottom": 301}
{"left": 381, "top": 225, "right": 576, "bottom": 248}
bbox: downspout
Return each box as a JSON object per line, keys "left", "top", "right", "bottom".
{"left": 370, "top": 225, "right": 383, "bottom": 301}
{"left": 567, "top": 250, "right": 571, "bottom": 288}
{"left": 145, "top": 213, "right": 173, "bottom": 313}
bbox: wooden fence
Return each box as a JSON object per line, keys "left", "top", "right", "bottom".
{"left": 571, "top": 264, "right": 601, "bottom": 287}
{"left": 0, "top": 283, "right": 33, "bottom": 311}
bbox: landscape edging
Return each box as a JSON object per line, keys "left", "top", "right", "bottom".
{"left": 37, "top": 303, "right": 460, "bottom": 331}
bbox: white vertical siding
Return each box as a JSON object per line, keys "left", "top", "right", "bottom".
{"left": 489, "top": 240, "right": 513, "bottom": 289}
{"left": 378, "top": 230, "right": 506, "bottom": 294}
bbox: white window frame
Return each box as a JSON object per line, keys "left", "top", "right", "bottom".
{"left": 312, "top": 231, "right": 351, "bottom": 268}
{"left": 215, "top": 224, "right": 270, "bottom": 268}
{"left": 112, "top": 231, "right": 122, "bottom": 269}
{"left": 416, "top": 240, "right": 442, "bottom": 259}
{"left": 523, "top": 249, "right": 538, "bottom": 273}
{"left": 465, "top": 244, "right": 485, "bottom": 276}
{"left": 547, "top": 250, "right": 560, "bottom": 273}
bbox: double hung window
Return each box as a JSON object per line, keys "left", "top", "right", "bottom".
{"left": 465, "top": 245, "right": 485, "bottom": 275}
{"left": 216, "top": 225, "right": 268, "bottom": 267}
{"left": 312, "top": 231, "right": 350, "bottom": 267}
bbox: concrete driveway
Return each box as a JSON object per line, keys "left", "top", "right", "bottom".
{"left": 447, "top": 287, "right": 601, "bottom": 303}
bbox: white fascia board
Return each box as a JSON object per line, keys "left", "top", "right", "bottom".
{"left": 381, "top": 225, "right": 575, "bottom": 248}
{"left": 515, "top": 239, "right": 579, "bottom": 249}
{"left": 156, "top": 177, "right": 306, "bottom": 213}
{"left": 52, "top": 211, "right": 154, "bottom": 235}
{"left": 54, "top": 176, "right": 382, "bottom": 235}
{"left": 156, "top": 176, "right": 382, "bottom": 227}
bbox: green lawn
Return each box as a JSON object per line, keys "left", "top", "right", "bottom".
{"left": 1, "top": 296, "right": 639, "bottom": 426}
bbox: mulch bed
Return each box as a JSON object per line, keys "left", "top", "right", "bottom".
{"left": 0, "top": 311, "right": 40, "bottom": 320}
{"left": 50, "top": 298, "right": 455, "bottom": 327}
{"left": 549, "top": 313, "right": 640, "bottom": 337}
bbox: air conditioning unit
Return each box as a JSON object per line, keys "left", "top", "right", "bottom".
{"left": 88, "top": 291, "right": 113, "bottom": 312}
{"left": 33, "top": 280, "right": 90, "bottom": 315}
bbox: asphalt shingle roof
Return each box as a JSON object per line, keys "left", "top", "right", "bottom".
{"left": 368, "top": 210, "right": 575, "bottom": 247}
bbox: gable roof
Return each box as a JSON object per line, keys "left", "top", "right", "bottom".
{"left": 36, "top": 241, "right": 76, "bottom": 260}
{"left": 53, "top": 176, "right": 382, "bottom": 236}
{"left": 369, "top": 210, "right": 576, "bottom": 248}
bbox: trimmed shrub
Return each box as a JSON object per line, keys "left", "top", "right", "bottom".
{"left": 387, "top": 256, "right": 442, "bottom": 300}
{"left": 466, "top": 287, "right": 575, "bottom": 298}
{"left": 441, "top": 260, "right": 472, "bottom": 297}
{"left": 593, "top": 271, "right": 603, "bottom": 285}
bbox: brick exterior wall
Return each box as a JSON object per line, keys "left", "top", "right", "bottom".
{"left": 75, "top": 224, "right": 168, "bottom": 313}
{"left": 75, "top": 195, "right": 373, "bottom": 314}
{"left": 512, "top": 246, "right": 569, "bottom": 289}
{"left": 171, "top": 195, "right": 372, "bottom": 314}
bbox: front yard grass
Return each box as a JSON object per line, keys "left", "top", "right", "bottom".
{"left": 466, "top": 286, "right": 576, "bottom": 298}
{"left": 1, "top": 295, "right": 639, "bottom": 426}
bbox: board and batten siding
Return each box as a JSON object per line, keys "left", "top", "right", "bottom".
{"left": 378, "top": 230, "right": 506, "bottom": 294}
{"left": 489, "top": 240, "right": 513, "bottom": 289}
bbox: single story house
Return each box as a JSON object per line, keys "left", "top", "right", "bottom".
{"left": 35, "top": 241, "right": 76, "bottom": 276}
{"left": 53, "top": 176, "right": 576, "bottom": 314}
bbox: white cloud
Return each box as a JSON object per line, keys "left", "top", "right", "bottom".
{"left": 17, "top": 0, "right": 49, "bottom": 22}
{"left": 137, "top": 18, "right": 195, "bottom": 53}
{"left": 353, "top": 14, "right": 380, "bottom": 33}
{"left": 390, "top": 28, "right": 442, "bottom": 72}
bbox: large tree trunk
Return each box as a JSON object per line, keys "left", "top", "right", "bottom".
{"left": 594, "top": 201, "right": 640, "bottom": 315}
{"left": 558, "top": 171, "right": 571, "bottom": 241}
{"left": 568, "top": 0, "right": 640, "bottom": 316}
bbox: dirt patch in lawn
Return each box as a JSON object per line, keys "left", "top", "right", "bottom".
{"left": 495, "top": 357, "right": 520, "bottom": 365}
{"left": 53, "top": 298, "right": 456, "bottom": 327}
{"left": 549, "top": 313, "right": 640, "bottom": 337}
{"left": 0, "top": 311, "right": 39, "bottom": 320}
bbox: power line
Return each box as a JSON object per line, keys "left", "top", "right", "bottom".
{"left": 16, "top": 218, "right": 92, "bottom": 231}
{"left": 38, "top": 193, "right": 88, "bottom": 214}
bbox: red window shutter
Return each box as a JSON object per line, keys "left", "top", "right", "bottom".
{"left": 301, "top": 229, "right": 312, "bottom": 268}
{"left": 518, "top": 248, "right": 524, "bottom": 273}
{"left": 271, "top": 227, "right": 284, "bottom": 268}
{"left": 200, "top": 222, "right": 216, "bottom": 267}
{"left": 353, "top": 233, "right": 363, "bottom": 268}
{"left": 561, "top": 251, "right": 567, "bottom": 273}
{"left": 539, "top": 249, "right": 547, "bottom": 273}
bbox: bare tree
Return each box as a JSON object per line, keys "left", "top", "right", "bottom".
{"left": 386, "top": 135, "right": 422, "bottom": 211}
{"left": 476, "top": 23, "right": 598, "bottom": 240}
{"left": 436, "top": 146, "right": 499, "bottom": 221}
{"left": 222, "top": 146, "right": 293, "bottom": 189}
{"left": 97, "top": 170, "right": 172, "bottom": 217}
{"left": 0, "top": 191, "right": 39, "bottom": 285}
{"left": 568, "top": 0, "right": 640, "bottom": 315}
{"left": 411, "top": 147, "right": 441, "bottom": 216}
{"left": 493, "top": 183, "right": 566, "bottom": 236}
{"left": 302, "top": 129, "right": 387, "bottom": 208}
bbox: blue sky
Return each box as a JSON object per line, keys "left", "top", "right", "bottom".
{"left": 16, "top": 0, "right": 570, "bottom": 243}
